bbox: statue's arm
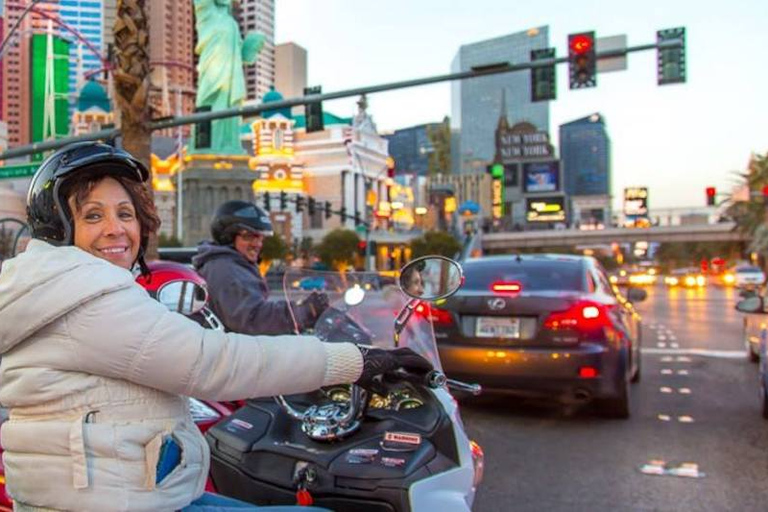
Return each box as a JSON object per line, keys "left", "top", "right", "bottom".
{"left": 242, "top": 31, "right": 267, "bottom": 65}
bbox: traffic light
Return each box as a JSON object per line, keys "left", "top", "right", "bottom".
{"left": 339, "top": 206, "right": 347, "bottom": 221}
{"left": 279, "top": 191, "right": 287, "bottom": 210}
{"left": 706, "top": 187, "right": 716, "bottom": 206}
{"left": 353, "top": 211, "right": 361, "bottom": 227}
{"left": 568, "top": 32, "right": 596, "bottom": 89}
{"left": 530, "top": 48, "right": 556, "bottom": 102}
{"left": 357, "top": 240, "right": 367, "bottom": 257}
{"left": 296, "top": 195, "right": 304, "bottom": 213}
{"left": 308, "top": 197, "right": 316, "bottom": 216}
{"left": 762, "top": 185, "right": 768, "bottom": 205}
{"left": 263, "top": 192, "right": 271, "bottom": 211}
{"left": 486, "top": 162, "right": 504, "bottom": 178}
{"left": 324, "top": 201, "right": 333, "bottom": 220}
{"left": 657, "top": 27, "right": 686, "bottom": 85}
{"left": 386, "top": 157, "right": 396, "bottom": 179}
{"left": 304, "top": 86, "right": 324, "bottom": 133}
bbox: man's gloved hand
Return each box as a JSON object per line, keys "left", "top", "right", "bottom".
{"left": 355, "top": 346, "right": 433, "bottom": 390}
{"left": 302, "top": 291, "right": 330, "bottom": 320}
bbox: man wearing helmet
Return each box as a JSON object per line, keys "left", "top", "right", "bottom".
{"left": 193, "top": 200, "right": 329, "bottom": 335}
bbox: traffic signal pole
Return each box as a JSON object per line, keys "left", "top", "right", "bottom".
{"left": 0, "top": 35, "right": 684, "bottom": 162}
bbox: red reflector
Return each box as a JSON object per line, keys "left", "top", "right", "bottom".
{"left": 491, "top": 281, "right": 522, "bottom": 294}
{"left": 430, "top": 307, "right": 454, "bottom": 326}
{"left": 579, "top": 366, "right": 599, "bottom": 379}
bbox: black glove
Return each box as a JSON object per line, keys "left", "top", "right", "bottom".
{"left": 355, "top": 346, "right": 434, "bottom": 390}
{"left": 297, "top": 291, "right": 330, "bottom": 326}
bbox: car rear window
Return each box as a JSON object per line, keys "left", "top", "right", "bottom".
{"left": 463, "top": 258, "right": 585, "bottom": 292}
{"left": 736, "top": 266, "right": 763, "bottom": 273}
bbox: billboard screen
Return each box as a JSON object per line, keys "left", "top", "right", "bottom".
{"left": 623, "top": 187, "right": 649, "bottom": 216}
{"left": 523, "top": 162, "right": 559, "bottom": 193}
{"left": 526, "top": 196, "right": 566, "bottom": 223}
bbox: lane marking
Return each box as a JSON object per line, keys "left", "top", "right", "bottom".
{"left": 670, "top": 343, "right": 680, "bottom": 349}
{"left": 660, "top": 356, "right": 673, "bottom": 362}
{"left": 661, "top": 369, "right": 673, "bottom": 375}
{"left": 658, "top": 335, "right": 668, "bottom": 341}
{"left": 679, "top": 388, "right": 692, "bottom": 394}
{"left": 642, "top": 348, "right": 746, "bottom": 359}
{"left": 657, "top": 342, "right": 668, "bottom": 348}
{"left": 657, "top": 414, "right": 672, "bottom": 421}
{"left": 677, "top": 370, "right": 690, "bottom": 376}
{"left": 676, "top": 356, "right": 692, "bottom": 363}
{"left": 660, "top": 387, "right": 673, "bottom": 393}
{"left": 678, "top": 415, "right": 695, "bottom": 423}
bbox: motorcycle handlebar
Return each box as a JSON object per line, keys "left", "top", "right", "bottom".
{"left": 392, "top": 369, "right": 481, "bottom": 396}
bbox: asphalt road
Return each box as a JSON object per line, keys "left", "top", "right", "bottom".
{"left": 462, "top": 284, "right": 768, "bottom": 512}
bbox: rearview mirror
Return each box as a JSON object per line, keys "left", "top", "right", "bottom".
{"left": 157, "top": 280, "right": 208, "bottom": 316}
{"left": 736, "top": 296, "right": 765, "bottom": 314}
{"left": 399, "top": 256, "right": 463, "bottom": 301}
{"left": 626, "top": 287, "right": 648, "bottom": 303}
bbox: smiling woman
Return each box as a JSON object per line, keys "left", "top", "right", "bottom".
{"left": 63, "top": 172, "right": 160, "bottom": 271}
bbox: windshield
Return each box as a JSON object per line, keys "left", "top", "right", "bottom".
{"left": 284, "top": 269, "right": 442, "bottom": 370}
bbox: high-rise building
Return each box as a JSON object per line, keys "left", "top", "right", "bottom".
{"left": 236, "top": 0, "right": 275, "bottom": 103}
{"left": 384, "top": 123, "right": 442, "bottom": 177}
{"left": 0, "top": 0, "right": 5, "bottom": 121}
{"left": 148, "top": 0, "right": 195, "bottom": 134}
{"left": 58, "top": 0, "right": 106, "bottom": 111}
{"left": 274, "top": 42, "right": 306, "bottom": 101}
{"left": 451, "top": 27, "right": 549, "bottom": 173}
{"left": 102, "top": 0, "right": 115, "bottom": 49}
{"left": 559, "top": 113, "right": 612, "bottom": 227}
{"left": 30, "top": 33, "right": 71, "bottom": 142}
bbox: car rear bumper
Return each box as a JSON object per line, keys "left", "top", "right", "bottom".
{"left": 438, "top": 341, "right": 625, "bottom": 401}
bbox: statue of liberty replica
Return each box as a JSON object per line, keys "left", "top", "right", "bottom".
{"left": 192, "top": 0, "right": 266, "bottom": 154}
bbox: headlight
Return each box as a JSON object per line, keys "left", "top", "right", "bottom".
{"left": 696, "top": 276, "right": 706, "bottom": 286}
{"left": 684, "top": 276, "right": 696, "bottom": 287}
{"left": 724, "top": 274, "right": 735, "bottom": 284}
{"left": 609, "top": 276, "right": 618, "bottom": 284}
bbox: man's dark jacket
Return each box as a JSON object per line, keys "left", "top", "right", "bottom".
{"left": 193, "top": 242, "right": 304, "bottom": 335}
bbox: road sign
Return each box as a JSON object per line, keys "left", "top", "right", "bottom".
{"left": 596, "top": 35, "right": 628, "bottom": 73}
{"left": 0, "top": 163, "right": 38, "bottom": 180}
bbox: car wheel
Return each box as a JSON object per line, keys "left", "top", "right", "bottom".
{"left": 597, "top": 367, "right": 630, "bottom": 419}
{"left": 631, "top": 350, "right": 641, "bottom": 383}
{"left": 762, "top": 379, "right": 768, "bottom": 420}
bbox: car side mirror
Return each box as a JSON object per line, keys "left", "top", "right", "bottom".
{"left": 626, "top": 287, "right": 648, "bottom": 303}
{"left": 736, "top": 296, "right": 765, "bottom": 314}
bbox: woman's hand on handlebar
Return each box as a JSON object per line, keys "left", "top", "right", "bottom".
{"left": 354, "top": 346, "right": 433, "bottom": 391}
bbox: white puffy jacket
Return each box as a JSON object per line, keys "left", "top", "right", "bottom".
{"left": 0, "top": 240, "right": 362, "bottom": 511}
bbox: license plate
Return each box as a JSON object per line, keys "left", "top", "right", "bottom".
{"left": 476, "top": 317, "right": 520, "bottom": 338}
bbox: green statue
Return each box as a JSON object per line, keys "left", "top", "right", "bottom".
{"left": 193, "top": 0, "right": 266, "bottom": 155}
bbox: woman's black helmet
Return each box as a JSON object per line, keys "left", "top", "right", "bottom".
{"left": 211, "top": 200, "right": 274, "bottom": 245}
{"left": 26, "top": 141, "right": 149, "bottom": 246}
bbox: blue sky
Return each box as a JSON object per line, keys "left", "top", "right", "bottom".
{"left": 275, "top": 0, "right": 768, "bottom": 210}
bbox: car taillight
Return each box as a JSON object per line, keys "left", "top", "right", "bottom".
{"left": 491, "top": 281, "right": 522, "bottom": 294}
{"left": 429, "top": 306, "right": 454, "bottom": 326}
{"left": 543, "top": 301, "right": 612, "bottom": 331}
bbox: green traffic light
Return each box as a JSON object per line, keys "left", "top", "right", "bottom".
{"left": 491, "top": 163, "right": 504, "bottom": 178}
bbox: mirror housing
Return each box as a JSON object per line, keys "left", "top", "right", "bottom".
{"left": 399, "top": 256, "right": 463, "bottom": 301}
{"left": 626, "top": 287, "right": 648, "bottom": 303}
{"left": 735, "top": 296, "right": 765, "bottom": 314}
{"left": 157, "top": 280, "right": 209, "bottom": 316}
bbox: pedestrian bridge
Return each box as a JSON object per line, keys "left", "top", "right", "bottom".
{"left": 482, "top": 222, "right": 747, "bottom": 252}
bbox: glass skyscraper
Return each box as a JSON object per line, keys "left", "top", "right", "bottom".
{"left": 58, "top": 0, "right": 105, "bottom": 110}
{"left": 559, "top": 113, "right": 611, "bottom": 197}
{"left": 451, "top": 27, "right": 550, "bottom": 173}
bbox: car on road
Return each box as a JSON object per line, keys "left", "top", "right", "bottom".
{"left": 664, "top": 267, "right": 706, "bottom": 288}
{"left": 432, "top": 254, "right": 645, "bottom": 418}
{"left": 733, "top": 265, "right": 765, "bottom": 290}
{"left": 736, "top": 294, "right": 768, "bottom": 417}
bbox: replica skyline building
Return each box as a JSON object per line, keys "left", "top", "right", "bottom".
{"left": 236, "top": 0, "right": 275, "bottom": 103}
{"left": 451, "top": 26, "right": 550, "bottom": 174}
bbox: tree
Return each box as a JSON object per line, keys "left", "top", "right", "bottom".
{"left": 315, "top": 229, "right": 360, "bottom": 271}
{"left": 410, "top": 231, "right": 462, "bottom": 259}
{"left": 726, "top": 153, "right": 768, "bottom": 235}
{"left": 261, "top": 235, "right": 289, "bottom": 262}
{"left": 113, "top": 1, "right": 155, "bottom": 256}
{"left": 427, "top": 116, "right": 451, "bottom": 176}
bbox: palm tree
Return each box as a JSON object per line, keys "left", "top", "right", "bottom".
{"left": 726, "top": 153, "right": 768, "bottom": 234}
{"left": 113, "top": 1, "right": 156, "bottom": 256}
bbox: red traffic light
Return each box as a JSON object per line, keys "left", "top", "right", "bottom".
{"left": 706, "top": 187, "right": 716, "bottom": 197}
{"left": 762, "top": 185, "right": 768, "bottom": 197}
{"left": 569, "top": 34, "right": 594, "bottom": 55}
